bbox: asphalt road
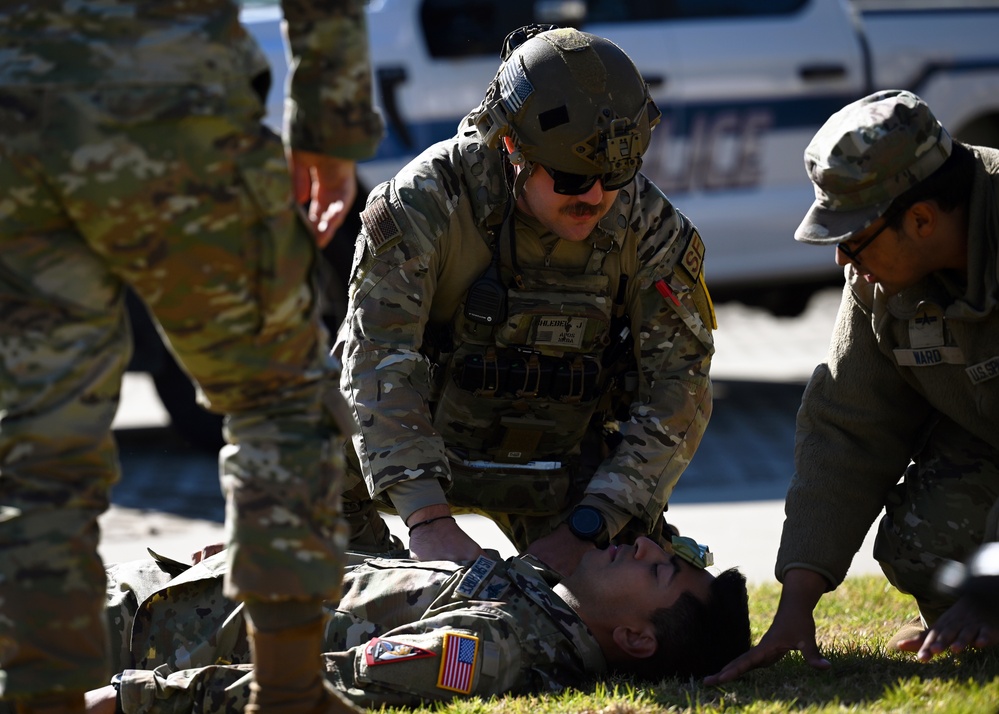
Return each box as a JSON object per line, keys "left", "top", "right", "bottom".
{"left": 100, "top": 286, "right": 883, "bottom": 583}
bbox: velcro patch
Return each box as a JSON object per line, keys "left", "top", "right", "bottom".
{"left": 437, "top": 632, "right": 478, "bottom": 694}
{"left": 679, "top": 231, "right": 705, "bottom": 281}
{"left": 360, "top": 195, "right": 402, "bottom": 255}
{"left": 893, "top": 346, "right": 965, "bottom": 367}
{"left": 966, "top": 355, "right": 999, "bottom": 384}
{"left": 364, "top": 637, "right": 435, "bottom": 666}
{"left": 456, "top": 555, "right": 497, "bottom": 598}
{"left": 909, "top": 304, "right": 945, "bottom": 348}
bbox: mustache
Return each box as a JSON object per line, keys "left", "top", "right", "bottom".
{"left": 561, "top": 202, "right": 601, "bottom": 219}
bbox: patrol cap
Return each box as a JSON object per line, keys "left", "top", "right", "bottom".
{"left": 795, "top": 89, "right": 953, "bottom": 244}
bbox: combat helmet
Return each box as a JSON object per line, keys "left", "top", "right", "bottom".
{"left": 473, "top": 25, "right": 660, "bottom": 193}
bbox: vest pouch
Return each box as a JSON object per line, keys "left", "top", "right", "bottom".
{"left": 550, "top": 356, "right": 600, "bottom": 403}
{"left": 433, "top": 372, "right": 600, "bottom": 458}
{"left": 445, "top": 457, "right": 574, "bottom": 516}
{"left": 495, "top": 270, "right": 612, "bottom": 356}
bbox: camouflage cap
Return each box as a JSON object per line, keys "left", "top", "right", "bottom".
{"left": 795, "top": 89, "right": 953, "bottom": 244}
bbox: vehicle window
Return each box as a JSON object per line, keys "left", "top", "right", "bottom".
{"left": 587, "top": 0, "right": 808, "bottom": 22}
{"left": 421, "top": 0, "right": 536, "bottom": 58}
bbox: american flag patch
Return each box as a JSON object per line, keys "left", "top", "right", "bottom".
{"left": 436, "top": 632, "right": 478, "bottom": 694}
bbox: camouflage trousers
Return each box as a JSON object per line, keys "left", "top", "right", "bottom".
{"left": 0, "top": 85, "right": 348, "bottom": 697}
{"left": 874, "top": 417, "right": 999, "bottom": 624}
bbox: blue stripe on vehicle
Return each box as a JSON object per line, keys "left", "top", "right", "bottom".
{"left": 365, "top": 92, "right": 862, "bottom": 165}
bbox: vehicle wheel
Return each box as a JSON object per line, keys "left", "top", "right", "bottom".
{"left": 151, "top": 351, "right": 225, "bottom": 453}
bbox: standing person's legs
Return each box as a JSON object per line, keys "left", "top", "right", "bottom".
{"left": 0, "top": 89, "right": 125, "bottom": 711}
{"left": 50, "top": 87, "right": 354, "bottom": 710}
{"left": 875, "top": 419, "right": 999, "bottom": 625}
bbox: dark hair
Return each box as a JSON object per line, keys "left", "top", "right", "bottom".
{"left": 626, "top": 568, "right": 751, "bottom": 681}
{"left": 885, "top": 142, "right": 976, "bottom": 229}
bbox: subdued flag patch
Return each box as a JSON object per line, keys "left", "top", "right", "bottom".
{"left": 436, "top": 632, "right": 478, "bottom": 694}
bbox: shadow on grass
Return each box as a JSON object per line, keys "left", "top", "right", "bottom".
{"left": 627, "top": 645, "right": 999, "bottom": 711}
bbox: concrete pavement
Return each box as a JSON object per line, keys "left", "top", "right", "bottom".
{"left": 100, "top": 285, "right": 885, "bottom": 584}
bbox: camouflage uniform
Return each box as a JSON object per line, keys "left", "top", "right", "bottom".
{"left": 778, "top": 91, "right": 999, "bottom": 623}
{"left": 0, "top": 0, "right": 382, "bottom": 699}
{"left": 333, "top": 113, "right": 715, "bottom": 550}
{"left": 101, "top": 550, "right": 604, "bottom": 712}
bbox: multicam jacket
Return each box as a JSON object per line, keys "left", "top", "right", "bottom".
{"left": 777, "top": 145, "right": 999, "bottom": 587}
{"left": 0, "top": 0, "right": 383, "bottom": 159}
{"left": 335, "top": 112, "right": 715, "bottom": 534}
{"left": 108, "top": 552, "right": 605, "bottom": 712}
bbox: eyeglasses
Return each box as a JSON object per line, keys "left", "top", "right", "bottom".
{"left": 837, "top": 213, "right": 897, "bottom": 264}
{"left": 671, "top": 535, "right": 714, "bottom": 569}
{"left": 539, "top": 162, "right": 640, "bottom": 195}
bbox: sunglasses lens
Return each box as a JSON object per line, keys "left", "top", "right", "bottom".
{"left": 549, "top": 168, "right": 598, "bottom": 195}
{"left": 543, "top": 164, "right": 639, "bottom": 194}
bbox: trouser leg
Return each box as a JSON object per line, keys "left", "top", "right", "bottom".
{"left": 874, "top": 420, "right": 999, "bottom": 624}
{"left": 0, "top": 193, "right": 126, "bottom": 697}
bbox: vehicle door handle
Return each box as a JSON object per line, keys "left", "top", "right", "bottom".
{"left": 798, "top": 64, "right": 847, "bottom": 82}
{"left": 376, "top": 65, "right": 413, "bottom": 149}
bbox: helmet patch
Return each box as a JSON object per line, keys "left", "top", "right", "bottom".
{"left": 498, "top": 61, "right": 533, "bottom": 117}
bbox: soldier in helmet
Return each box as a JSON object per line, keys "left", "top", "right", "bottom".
{"left": 334, "top": 25, "right": 716, "bottom": 576}
{"left": 706, "top": 90, "right": 999, "bottom": 685}
{"left": 82, "top": 535, "right": 750, "bottom": 712}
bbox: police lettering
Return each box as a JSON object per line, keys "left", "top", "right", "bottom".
{"left": 646, "top": 108, "right": 774, "bottom": 193}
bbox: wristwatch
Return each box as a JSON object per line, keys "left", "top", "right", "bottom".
{"left": 566, "top": 505, "right": 609, "bottom": 548}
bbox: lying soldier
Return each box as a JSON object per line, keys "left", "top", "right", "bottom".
{"left": 86, "top": 536, "right": 749, "bottom": 712}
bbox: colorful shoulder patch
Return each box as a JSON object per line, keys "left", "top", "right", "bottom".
{"left": 436, "top": 632, "right": 479, "bottom": 694}
{"left": 364, "top": 637, "right": 435, "bottom": 666}
{"left": 679, "top": 230, "right": 705, "bottom": 281}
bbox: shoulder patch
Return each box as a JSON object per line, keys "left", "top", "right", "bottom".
{"left": 360, "top": 195, "right": 403, "bottom": 255}
{"left": 437, "top": 632, "right": 479, "bottom": 694}
{"left": 364, "top": 637, "right": 435, "bottom": 666}
{"left": 679, "top": 230, "right": 705, "bottom": 281}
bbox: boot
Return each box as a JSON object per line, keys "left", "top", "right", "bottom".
{"left": 245, "top": 613, "right": 361, "bottom": 714}
{"left": 13, "top": 693, "right": 85, "bottom": 714}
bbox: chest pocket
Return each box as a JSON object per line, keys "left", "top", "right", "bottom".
{"left": 493, "top": 269, "right": 611, "bottom": 356}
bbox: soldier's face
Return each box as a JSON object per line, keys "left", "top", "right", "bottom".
{"left": 567, "top": 536, "right": 713, "bottom": 618}
{"left": 834, "top": 208, "right": 937, "bottom": 294}
{"left": 516, "top": 164, "right": 619, "bottom": 243}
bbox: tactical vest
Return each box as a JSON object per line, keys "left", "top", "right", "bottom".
{"left": 428, "top": 240, "right": 622, "bottom": 513}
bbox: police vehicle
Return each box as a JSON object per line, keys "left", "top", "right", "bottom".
{"left": 137, "top": 0, "right": 999, "bottom": 448}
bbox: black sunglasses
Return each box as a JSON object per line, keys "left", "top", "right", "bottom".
{"left": 837, "top": 211, "right": 899, "bottom": 264}
{"left": 539, "top": 162, "right": 640, "bottom": 195}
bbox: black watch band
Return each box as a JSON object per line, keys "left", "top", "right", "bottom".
{"left": 566, "top": 505, "right": 609, "bottom": 548}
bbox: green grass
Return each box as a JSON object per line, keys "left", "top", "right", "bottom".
{"left": 378, "top": 576, "right": 999, "bottom": 713}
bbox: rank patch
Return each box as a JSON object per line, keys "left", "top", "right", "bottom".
{"left": 364, "top": 637, "right": 435, "bottom": 666}
{"left": 437, "top": 632, "right": 478, "bottom": 694}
